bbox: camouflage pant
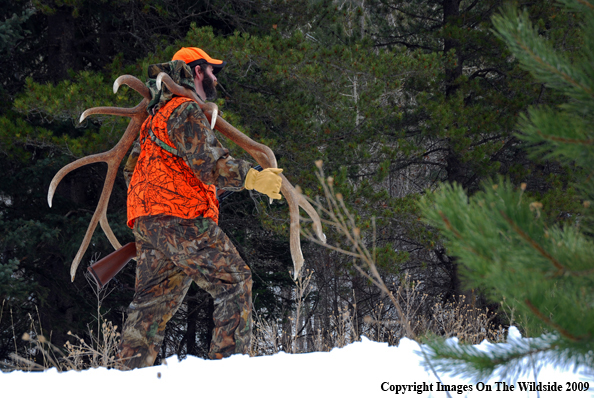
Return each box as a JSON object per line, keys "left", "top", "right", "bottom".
{"left": 119, "top": 215, "right": 252, "bottom": 369}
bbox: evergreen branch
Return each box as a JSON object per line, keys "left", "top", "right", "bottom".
{"left": 535, "top": 130, "right": 594, "bottom": 145}
{"left": 499, "top": 209, "right": 594, "bottom": 276}
{"left": 490, "top": 138, "right": 518, "bottom": 162}
{"left": 469, "top": 135, "right": 505, "bottom": 148}
{"left": 373, "top": 40, "right": 438, "bottom": 52}
{"left": 421, "top": 0, "right": 594, "bottom": 382}
{"left": 432, "top": 341, "right": 553, "bottom": 367}
{"left": 426, "top": 333, "right": 560, "bottom": 380}
{"left": 421, "top": 147, "right": 450, "bottom": 157}
{"left": 435, "top": 206, "right": 495, "bottom": 261}
{"left": 410, "top": 160, "right": 446, "bottom": 168}
{"left": 500, "top": 9, "right": 594, "bottom": 99}
{"left": 462, "top": 0, "right": 483, "bottom": 15}
{"left": 524, "top": 299, "right": 584, "bottom": 342}
{"left": 566, "top": 267, "right": 594, "bottom": 276}
{"left": 576, "top": 0, "right": 594, "bottom": 10}
{"left": 438, "top": 210, "right": 462, "bottom": 239}
{"left": 498, "top": 210, "right": 566, "bottom": 273}
{"left": 517, "top": 41, "right": 592, "bottom": 96}
{"left": 486, "top": 345, "right": 555, "bottom": 367}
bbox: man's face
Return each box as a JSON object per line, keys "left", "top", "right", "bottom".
{"left": 201, "top": 65, "right": 218, "bottom": 101}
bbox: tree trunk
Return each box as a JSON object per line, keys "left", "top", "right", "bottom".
{"left": 47, "top": 7, "right": 77, "bottom": 82}
{"left": 443, "top": 0, "right": 463, "bottom": 98}
{"left": 442, "top": 0, "right": 466, "bottom": 299}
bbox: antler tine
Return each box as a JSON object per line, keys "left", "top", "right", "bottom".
{"left": 157, "top": 72, "right": 325, "bottom": 279}
{"left": 279, "top": 176, "right": 326, "bottom": 279}
{"left": 80, "top": 100, "right": 147, "bottom": 123}
{"left": 282, "top": 175, "right": 325, "bottom": 242}
{"left": 49, "top": 99, "right": 148, "bottom": 207}
{"left": 211, "top": 109, "right": 328, "bottom": 278}
{"left": 298, "top": 195, "right": 326, "bottom": 243}
{"left": 210, "top": 108, "right": 218, "bottom": 130}
{"left": 100, "top": 212, "right": 122, "bottom": 251}
{"left": 283, "top": 179, "right": 304, "bottom": 278}
{"left": 71, "top": 107, "right": 147, "bottom": 281}
{"left": 48, "top": 152, "right": 115, "bottom": 208}
{"left": 114, "top": 75, "right": 151, "bottom": 99}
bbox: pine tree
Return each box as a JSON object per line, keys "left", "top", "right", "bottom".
{"left": 419, "top": 0, "right": 594, "bottom": 379}
{"left": 359, "top": 0, "right": 580, "bottom": 300}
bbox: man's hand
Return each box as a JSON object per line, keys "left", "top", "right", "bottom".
{"left": 245, "top": 168, "right": 283, "bottom": 200}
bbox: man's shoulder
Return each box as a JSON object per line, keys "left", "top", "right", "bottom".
{"left": 170, "top": 97, "right": 203, "bottom": 114}
{"left": 166, "top": 98, "right": 207, "bottom": 132}
{"left": 166, "top": 97, "right": 203, "bottom": 118}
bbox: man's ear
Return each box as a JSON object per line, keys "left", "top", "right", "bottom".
{"left": 194, "top": 65, "right": 203, "bottom": 81}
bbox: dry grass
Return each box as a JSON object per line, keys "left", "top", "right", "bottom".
{"left": 295, "top": 162, "right": 505, "bottom": 346}
{"left": 62, "top": 321, "right": 122, "bottom": 370}
{"left": 3, "top": 263, "right": 129, "bottom": 372}
{"left": 5, "top": 270, "right": 505, "bottom": 372}
{"left": 430, "top": 297, "right": 504, "bottom": 343}
{"left": 249, "top": 276, "right": 505, "bottom": 357}
{"left": 5, "top": 312, "right": 125, "bottom": 372}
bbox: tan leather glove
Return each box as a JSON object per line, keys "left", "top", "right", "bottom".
{"left": 245, "top": 168, "right": 283, "bottom": 200}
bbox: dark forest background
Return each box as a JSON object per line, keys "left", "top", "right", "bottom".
{"left": 0, "top": 0, "right": 581, "bottom": 364}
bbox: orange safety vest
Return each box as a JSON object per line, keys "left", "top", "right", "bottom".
{"left": 127, "top": 96, "right": 219, "bottom": 227}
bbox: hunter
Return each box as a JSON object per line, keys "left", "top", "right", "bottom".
{"left": 119, "top": 47, "right": 283, "bottom": 368}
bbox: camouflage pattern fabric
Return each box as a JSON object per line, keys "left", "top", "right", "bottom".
{"left": 164, "top": 99, "right": 250, "bottom": 190}
{"left": 119, "top": 214, "right": 252, "bottom": 369}
{"left": 123, "top": 140, "right": 141, "bottom": 188}
{"left": 146, "top": 60, "right": 196, "bottom": 115}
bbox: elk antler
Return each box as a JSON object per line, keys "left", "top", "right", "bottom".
{"left": 156, "top": 73, "right": 326, "bottom": 278}
{"left": 48, "top": 76, "right": 150, "bottom": 281}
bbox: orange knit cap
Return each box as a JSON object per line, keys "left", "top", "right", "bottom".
{"left": 172, "top": 47, "right": 226, "bottom": 74}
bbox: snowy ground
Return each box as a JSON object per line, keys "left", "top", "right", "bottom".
{"left": 2, "top": 327, "right": 591, "bottom": 398}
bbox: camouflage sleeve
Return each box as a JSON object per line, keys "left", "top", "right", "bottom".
{"left": 167, "top": 101, "right": 252, "bottom": 191}
{"left": 123, "top": 140, "right": 141, "bottom": 188}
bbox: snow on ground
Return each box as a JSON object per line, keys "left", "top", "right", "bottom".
{"left": 2, "top": 327, "right": 591, "bottom": 398}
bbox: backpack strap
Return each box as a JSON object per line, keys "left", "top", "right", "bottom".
{"left": 141, "top": 96, "right": 196, "bottom": 157}
{"left": 142, "top": 122, "right": 179, "bottom": 156}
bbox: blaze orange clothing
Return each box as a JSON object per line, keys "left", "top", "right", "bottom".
{"left": 127, "top": 96, "right": 219, "bottom": 227}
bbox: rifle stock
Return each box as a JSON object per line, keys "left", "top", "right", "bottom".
{"left": 87, "top": 242, "right": 137, "bottom": 288}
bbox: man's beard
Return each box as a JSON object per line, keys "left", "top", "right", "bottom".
{"left": 203, "top": 75, "right": 217, "bottom": 101}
